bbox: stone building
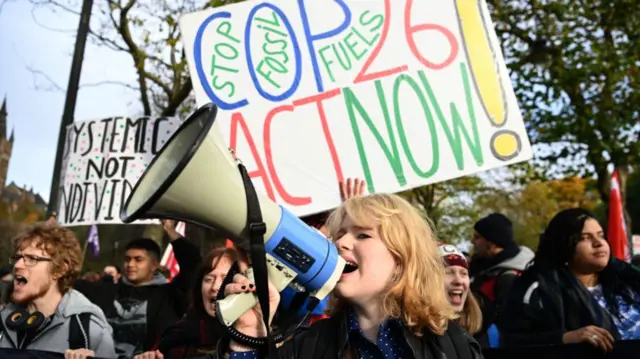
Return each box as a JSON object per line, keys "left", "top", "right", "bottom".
{"left": 0, "top": 96, "right": 47, "bottom": 212}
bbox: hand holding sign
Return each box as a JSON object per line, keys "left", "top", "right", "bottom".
{"left": 162, "top": 219, "right": 182, "bottom": 241}
{"left": 44, "top": 212, "right": 57, "bottom": 227}
{"left": 340, "top": 177, "right": 366, "bottom": 201}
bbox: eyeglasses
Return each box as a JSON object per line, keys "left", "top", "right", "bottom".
{"left": 9, "top": 254, "right": 52, "bottom": 267}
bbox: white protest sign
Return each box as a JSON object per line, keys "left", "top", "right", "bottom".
{"left": 179, "top": 0, "right": 533, "bottom": 217}
{"left": 57, "top": 117, "right": 181, "bottom": 226}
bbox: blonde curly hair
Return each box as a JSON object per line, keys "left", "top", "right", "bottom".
{"left": 324, "top": 193, "right": 457, "bottom": 335}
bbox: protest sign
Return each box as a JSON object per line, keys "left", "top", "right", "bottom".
{"left": 57, "top": 117, "right": 181, "bottom": 226}
{"left": 180, "top": 0, "right": 533, "bottom": 217}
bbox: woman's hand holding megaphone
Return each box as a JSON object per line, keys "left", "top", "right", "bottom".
{"left": 225, "top": 247, "right": 281, "bottom": 352}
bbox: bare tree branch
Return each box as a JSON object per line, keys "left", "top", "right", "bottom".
{"left": 81, "top": 80, "right": 138, "bottom": 91}
{"left": 27, "top": 0, "right": 226, "bottom": 117}
{"left": 26, "top": 64, "right": 138, "bottom": 93}
{"left": 30, "top": 5, "right": 76, "bottom": 32}
{"left": 29, "top": 0, "right": 79, "bottom": 15}
{"left": 26, "top": 65, "right": 65, "bottom": 92}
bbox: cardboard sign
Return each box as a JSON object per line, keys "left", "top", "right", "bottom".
{"left": 57, "top": 117, "right": 181, "bottom": 226}
{"left": 179, "top": 0, "right": 533, "bottom": 217}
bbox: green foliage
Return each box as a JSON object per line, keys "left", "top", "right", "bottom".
{"left": 400, "top": 176, "right": 489, "bottom": 244}
{"left": 475, "top": 176, "right": 600, "bottom": 249}
{"left": 623, "top": 169, "right": 640, "bottom": 234}
{"left": 487, "top": 0, "right": 640, "bottom": 204}
{"left": 396, "top": 170, "right": 601, "bottom": 250}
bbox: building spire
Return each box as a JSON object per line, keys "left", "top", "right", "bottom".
{"left": 0, "top": 96, "right": 6, "bottom": 116}
{"left": 0, "top": 96, "right": 6, "bottom": 140}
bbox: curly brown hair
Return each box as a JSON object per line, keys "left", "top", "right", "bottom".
{"left": 13, "top": 223, "right": 82, "bottom": 293}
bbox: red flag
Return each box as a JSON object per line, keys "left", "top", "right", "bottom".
{"left": 608, "top": 171, "right": 630, "bottom": 262}
{"left": 161, "top": 249, "right": 180, "bottom": 281}
{"left": 160, "top": 222, "right": 185, "bottom": 281}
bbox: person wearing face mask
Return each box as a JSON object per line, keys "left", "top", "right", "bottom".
{"left": 214, "top": 193, "right": 482, "bottom": 359}
{"left": 134, "top": 247, "right": 238, "bottom": 359}
{"left": 75, "top": 220, "right": 201, "bottom": 358}
{"left": 0, "top": 224, "right": 115, "bottom": 359}
{"left": 498, "top": 208, "right": 640, "bottom": 351}
{"left": 439, "top": 243, "right": 497, "bottom": 349}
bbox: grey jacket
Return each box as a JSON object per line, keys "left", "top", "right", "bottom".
{"left": 0, "top": 289, "right": 116, "bottom": 358}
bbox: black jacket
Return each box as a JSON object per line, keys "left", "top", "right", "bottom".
{"left": 496, "top": 261, "right": 639, "bottom": 347}
{"left": 152, "top": 311, "right": 226, "bottom": 358}
{"left": 75, "top": 237, "right": 201, "bottom": 358}
{"left": 215, "top": 311, "right": 483, "bottom": 359}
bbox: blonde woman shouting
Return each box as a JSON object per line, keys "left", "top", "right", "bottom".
{"left": 217, "top": 193, "right": 483, "bottom": 359}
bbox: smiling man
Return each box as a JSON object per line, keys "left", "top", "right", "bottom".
{"left": 75, "top": 220, "right": 201, "bottom": 359}
{"left": 0, "top": 224, "right": 115, "bottom": 358}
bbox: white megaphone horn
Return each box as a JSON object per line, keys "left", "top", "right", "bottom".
{"left": 120, "top": 103, "right": 345, "bottom": 330}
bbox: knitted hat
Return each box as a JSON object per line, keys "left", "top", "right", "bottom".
{"left": 438, "top": 243, "right": 468, "bottom": 269}
{"left": 474, "top": 213, "right": 516, "bottom": 249}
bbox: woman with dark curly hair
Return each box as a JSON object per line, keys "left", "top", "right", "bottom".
{"left": 498, "top": 208, "right": 640, "bottom": 351}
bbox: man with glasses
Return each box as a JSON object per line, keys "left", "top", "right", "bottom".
{"left": 0, "top": 224, "right": 115, "bottom": 359}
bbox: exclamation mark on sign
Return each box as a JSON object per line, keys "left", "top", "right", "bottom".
{"left": 455, "top": 0, "right": 521, "bottom": 161}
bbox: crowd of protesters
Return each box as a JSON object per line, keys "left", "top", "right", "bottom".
{"left": 0, "top": 178, "right": 639, "bottom": 359}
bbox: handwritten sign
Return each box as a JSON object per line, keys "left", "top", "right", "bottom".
{"left": 179, "top": 0, "right": 533, "bottom": 217}
{"left": 57, "top": 117, "right": 181, "bottom": 226}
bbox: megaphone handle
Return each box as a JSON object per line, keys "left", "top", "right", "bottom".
{"left": 217, "top": 291, "right": 259, "bottom": 327}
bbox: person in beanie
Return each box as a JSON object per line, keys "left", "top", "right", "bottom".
{"left": 468, "top": 213, "right": 534, "bottom": 341}
{"left": 438, "top": 243, "right": 498, "bottom": 348}
{"left": 470, "top": 213, "right": 534, "bottom": 300}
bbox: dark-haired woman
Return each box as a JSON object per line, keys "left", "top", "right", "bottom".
{"left": 498, "top": 208, "right": 640, "bottom": 351}
{"left": 135, "top": 247, "right": 237, "bottom": 359}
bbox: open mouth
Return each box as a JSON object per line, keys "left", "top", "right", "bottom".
{"left": 14, "top": 275, "right": 27, "bottom": 286}
{"left": 448, "top": 290, "right": 464, "bottom": 304}
{"left": 342, "top": 261, "right": 359, "bottom": 274}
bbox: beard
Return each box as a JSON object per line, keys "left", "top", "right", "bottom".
{"left": 11, "top": 280, "right": 50, "bottom": 305}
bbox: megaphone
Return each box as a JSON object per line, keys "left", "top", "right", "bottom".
{"left": 120, "top": 103, "right": 345, "bottom": 330}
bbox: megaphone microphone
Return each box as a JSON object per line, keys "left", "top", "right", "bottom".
{"left": 120, "top": 103, "right": 345, "bottom": 348}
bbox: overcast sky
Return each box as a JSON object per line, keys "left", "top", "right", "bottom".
{"left": 0, "top": 1, "right": 141, "bottom": 200}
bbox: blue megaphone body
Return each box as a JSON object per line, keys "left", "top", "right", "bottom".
{"left": 120, "top": 103, "right": 346, "bottom": 327}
